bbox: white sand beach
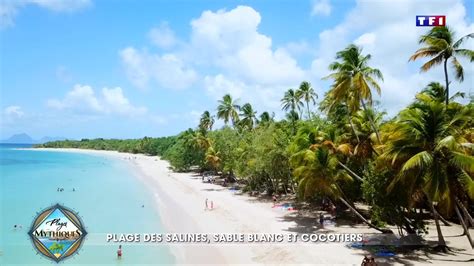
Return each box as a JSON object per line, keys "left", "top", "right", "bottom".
{"left": 32, "top": 148, "right": 474, "bottom": 265}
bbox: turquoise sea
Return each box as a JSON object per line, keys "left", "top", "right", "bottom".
{"left": 0, "top": 144, "right": 175, "bottom": 265}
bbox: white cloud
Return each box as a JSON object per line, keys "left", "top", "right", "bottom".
{"left": 204, "top": 74, "right": 288, "bottom": 111}
{"left": 102, "top": 87, "right": 147, "bottom": 115}
{"left": 0, "top": 2, "right": 18, "bottom": 28}
{"left": 148, "top": 22, "right": 177, "bottom": 49}
{"left": 4, "top": 105, "right": 24, "bottom": 117}
{"left": 311, "top": 0, "right": 331, "bottom": 17}
{"left": 354, "top": 32, "right": 376, "bottom": 47}
{"left": 204, "top": 74, "right": 244, "bottom": 99}
{"left": 0, "top": 0, "right": 91, "bottom": 28}
{"left": 1, "top": 106, "right": 26, "bottom": 128}
{"left": 119, "top": 47, "right": 197, "bottom": 90}
{"left": 29, "top": 0, "right": 91, "bottom": 12}
{"left": 4, "top": 105, "right": 24, "bottom": 118}
{"left": 189, "top": 6, "right": 305, "bottom": 85}
{"left": 47, "top": 84, "right": 147, "bottom": 116}
{"left": 47, "top": 84, "right": 102, "bottom": 112}
{"left": 120, "top": 5, "right": 306, "bottom": 114}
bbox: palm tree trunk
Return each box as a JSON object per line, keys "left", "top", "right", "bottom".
{"left": 443, "top": 58, "right": 449, "bottom": 105}
{"left": 291, "top": 119, "right": 296, "bottom": 135}
{"left": 338, "top": 197, "right": 392, "bottom": 234}
{"left": 430, "top": 202, "right": 448, "bottom": 249}
{"left": 290, "top": 107, "right": 296, "bottom": 135}
{"left": 454, "top": 204, "right": 474, "bottom": 248}
{"left": 456, "top": 197, "right": 474, "bottom": 227}
{"left": 360, "top": 100, "right": 381, "bottom": 144}
{"left": 371, "top": 145, "right": 380, "bottom": 157}
{"left": 433, "top": 208, "right": 451, "bottom": 226}
{"left": 268, "top": 175, "right": 277, "bottom": 195}
{"left": 306, "top": 101, "right": 311, "bottom": 120}
{"left": 337, "top": 161, "right": 363, "bottom": 182}
{"left": 348, "top": 116, "right": 360, "bottom": 143}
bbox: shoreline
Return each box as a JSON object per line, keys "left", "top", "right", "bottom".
{"left": 29, "top": 148, "right": 474, "bottom": 265}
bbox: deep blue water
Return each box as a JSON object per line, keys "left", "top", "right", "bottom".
{"left": 0, "top": 144, "right": 175, "bottom": 265}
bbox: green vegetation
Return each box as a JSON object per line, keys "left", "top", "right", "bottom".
{"left": 36, "top": 26, "right": 473, "bottom": 251}
{"left": 49, "top": 242, "right": 65, "bottom": 255}
{"left": 39, "top": 136, "right": 177, "bottom": 156}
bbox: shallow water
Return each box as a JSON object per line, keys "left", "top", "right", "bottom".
{"left": 0, "top": 144, "right": 175, "bottom": 265}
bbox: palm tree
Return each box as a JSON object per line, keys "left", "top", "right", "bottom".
{"left": 217, "top": 94, "right": 240, "bottom": 127}
{"left": 381, "top": 95, "right": 474, "bottom": 250}
{"left": 285, "top": 110, "right": 300, "bottom": 135}
{"left": 182, "top": 129, "right": 210, "bottom": 151}
{"left": 192, "top": 132, "right": 211, "bottom": 151}
{"left": 281, "top": 88, "right": 304, "bottom": 115}
{"left": 205, "top": 146, "right": 221, "bottom": 173}
{"left": 297, "top": 81, "right": 318, "bottom": 120}
{"left": 291, "top": 146, "right": 391, "bottom": 233}
{"left": 199, "top": 111, "right": 215, "bottom": 132}
{"left": 324, "top": 44, "right": 384, "bottom": 143}
{"left": 417, "top": 82, "right": 465, "bottom": 104}
{"left": 409, "top": 26, "right": 473, "bottom": 105}
{"left": 320, "top": 94, "right": 361, "bottom": 143}
{"left": 238, "top": 103, "right": 258, "bottom": 130}
{"left": 289, "top": 122, "right": 365, "bottom": 183}
{"left": 351, "top": 107, "right": 385, "bottom": 158}
{"left": 49, "top": 242, "right": 65, "bottom": 256}
{"left": 258, "top": 111, "right": 274, "bottom": 125}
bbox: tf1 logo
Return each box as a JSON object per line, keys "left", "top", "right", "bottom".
{"left": 416, "top": 16, "right": 446, "bottom": 26}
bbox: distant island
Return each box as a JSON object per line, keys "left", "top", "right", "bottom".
{"left": 1, "top": 133, "right": 66, "bottom": 144}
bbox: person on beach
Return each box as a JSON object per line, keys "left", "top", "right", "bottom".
{"left": 205, "top": 198, "right": 208, "bottom": 210}
{"left": 319, "top": 213, "right": 324, "bottom": 226}
{"left": 361, "top": 256, "right": 369, "bottom": 266}
{"left": 368, "top": 257, "right": 377, "bottom": 266}
{"left": 272, "top": 195, "right": 277, "bottom": 206}
{"left": 331, "top": 204, "right": 337, "bottom": 218}
{"left": 210, "top": 200, "right": 214, "bottom": 210}
{"left": 117, "top": 245, "right": 122, "bottom": 259}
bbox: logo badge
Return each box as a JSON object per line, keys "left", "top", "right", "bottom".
{"left": 416, "top": 15, "right": 446, "bottom": 26}
{"left": 28, "top": 204, "right": 87, "bottom": 262}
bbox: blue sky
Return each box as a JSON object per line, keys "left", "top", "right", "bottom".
{"left": 1, "top": 0, "right": 473, "bottom": 139}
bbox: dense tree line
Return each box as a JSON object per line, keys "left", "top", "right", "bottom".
{"left": 37, "top": 26, "right": 474, "bottom": 250}
{"left": 38, "top": 136, "right": 177, "bottom": 157}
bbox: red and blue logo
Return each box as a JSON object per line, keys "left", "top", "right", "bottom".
{"left": 416, "top": 16, "right": 446, "bottom": 27}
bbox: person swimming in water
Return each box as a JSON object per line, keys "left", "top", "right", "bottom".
{"left": 117, "top": 245, "right": 122, "bottom": 259}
